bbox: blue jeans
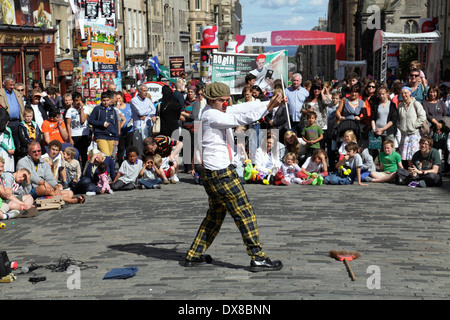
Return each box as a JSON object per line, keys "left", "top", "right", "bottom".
{"left": 324, "top": 173, "right": 352, "bottom": 185}
{"left": 138, "top": 178, "right": 162, "bottom": 189}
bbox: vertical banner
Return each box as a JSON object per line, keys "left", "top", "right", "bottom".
{"left": 211, "top": 50, "right": 289, "bottom": 95}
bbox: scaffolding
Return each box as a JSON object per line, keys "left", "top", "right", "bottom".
{"left": 373, "top": 30, "right": 441, "bottom": 84}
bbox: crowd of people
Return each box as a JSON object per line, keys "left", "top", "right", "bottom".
{"left": 0, "top": 59, "right": 449, "bottom": 223}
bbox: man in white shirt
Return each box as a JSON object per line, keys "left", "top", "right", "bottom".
{"left": 184, "top": 82, "right": 283, "bottom": 272}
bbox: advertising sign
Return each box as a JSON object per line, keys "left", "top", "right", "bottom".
{"left": 211, "top": 50, "right": 288, "bottom": 95}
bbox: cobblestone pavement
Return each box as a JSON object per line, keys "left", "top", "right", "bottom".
{"left": 1, "top": 173, "right": 450, "bottom": 302}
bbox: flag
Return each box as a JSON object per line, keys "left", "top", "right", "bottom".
{"left": 148, "top": 56, "right": 161, "bottom": 77}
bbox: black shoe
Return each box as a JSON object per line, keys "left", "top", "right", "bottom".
{"left": 249, "top": 258, "right": 283, "bottom": 272}
{"left": 184, "top": 254, "right": 213, "bottom": 267}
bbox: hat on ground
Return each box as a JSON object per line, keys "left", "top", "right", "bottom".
{"left": 203, "top": 82, "right": 230, "bottom": 100}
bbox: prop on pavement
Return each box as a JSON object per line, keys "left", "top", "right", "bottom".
{"left": 329, "top": 250, "right": 360, "bottom": 281}
{"left": 36, "top": 195, "right": 65, "bottom": 211}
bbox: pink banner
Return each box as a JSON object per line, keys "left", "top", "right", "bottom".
{"left": 236, "top": 30, "right": 345, "bottom": 60}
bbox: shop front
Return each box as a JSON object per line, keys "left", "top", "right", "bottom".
{"left": 0, "top": 25, "right": 56, "bottom": 95}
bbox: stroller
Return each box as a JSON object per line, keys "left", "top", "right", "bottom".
{"left": 334, "top": 119, "right": 362, "bottom": 143}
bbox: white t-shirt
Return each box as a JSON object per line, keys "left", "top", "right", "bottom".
{"left": 29, "top": 104, "right": 44, "bottom": 128}
{"left": 302, "top": 156, "right": 323, "bottom": 173}
{"left": 65, "top": 106, "right": 90, "bottom": 137}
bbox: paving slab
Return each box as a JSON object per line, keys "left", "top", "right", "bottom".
{"left": 1, "top": 173, "right": 450, "bottom": 302}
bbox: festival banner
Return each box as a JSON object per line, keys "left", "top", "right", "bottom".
{"left": 211, "top": 50, "right": 288, "bottom": 95}
{"left": 235, "top": 30, "right": 345, "bottom": 60}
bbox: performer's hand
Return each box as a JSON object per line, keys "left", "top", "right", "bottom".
{"left": 267, "top": 92, "right": 283, "bottom": 111}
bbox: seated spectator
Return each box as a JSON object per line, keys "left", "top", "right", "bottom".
{"left": 16, "top": 142, "right": 84, "bottom": 204}
{"left": 366, "top": 139, "right": 403, "bottom": 183}
{"left": 63, "top": 147, "right": 81, "bottom": 187}
{"left": 72, "top": 149, "right": 116, "bottom": 195}
{"left": 41, "top": 140, "right": 69, "bottom": 188}
{"left": 111, "top": 146, "right": 142, "bottom": 191}
{"left": 138, "top": 154, "right": 165, "bottom": 189}
{"left": 396, "top": 136, "right": 443, "bottom": 187}
{"left": 0, "top": 159, "right": 34, "bottom": 218}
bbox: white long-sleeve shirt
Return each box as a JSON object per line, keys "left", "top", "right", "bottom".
{"left": 200, "top": 101, "right": 270, "bottom": 171}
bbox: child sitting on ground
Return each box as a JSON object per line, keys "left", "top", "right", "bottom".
{"left": 41, "top": 140, "right": 69, "bottom": 189}
{"left": 338, "top": 130, "right": 357, "bottom": 161}
{"left": 359, "top": 145, "right": 376, "bottom": 181}
{"left": 63, "top": 147, "right": 81, "bottom": 186}
{"left": 366, "top": 139, "right": 403, "bottom": 183}
{"left": 138, "top": 154, "right": 165, "bottom": 189}
{"left": 324, "top": 142, "right": 367, "bottom": 186}
{"left": 279, "top": 152, "right": 302, "bottom": 185}
{"left": 297, "top": 149, "right": 329, "bottom": 184}
{"left": 96, "top": 162, "right": 113, "bottom": 194}
{"left": 111, "top": 146, "right": 143, "bottom": 191}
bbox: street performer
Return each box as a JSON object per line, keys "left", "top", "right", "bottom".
{"left": 184, "top": 82, "right": 283, "bottom": 272}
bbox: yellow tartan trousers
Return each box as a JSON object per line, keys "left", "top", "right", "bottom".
{"left": 185, "top": 165, "right": 268, "bottom": 261}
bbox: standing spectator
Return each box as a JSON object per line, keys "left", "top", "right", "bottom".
{"left": 130, "top": 85, "right": 156, "bottom": 155}
{"left": 158, "top": 86, "right": 182, "bottom": 138}
{"left": 66, "top": 92, "right": 91, "bottom": 169}
{"left": 14, "top": 83, "right": 28, "bottom": 105}
{"left": 422, "top": 85, "right": 448, "bottom": 135}
{"left": 284, "top": 73, "right": 309, "bottom": 135}
{"left": 116, "top": 91, "right": 134, "bottom": 165}
{"left": 0, "top": 76, "right": 25, "bottom": 163}
{"left": 397, "top": 87, "right": 427, "bottom": 166}
{"left": 88, "top": 92, "right": 120, "bottom": 157}
{"left": 406, "top": 68, "right": 428, "bottom": 104}
{"left": 25, "top": 90, "right": 48, "bottom": 129}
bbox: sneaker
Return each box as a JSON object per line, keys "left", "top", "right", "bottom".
{"left": 86, "top": 191, "right": 96, "bottom": 196}
{"left": 408, "top": 181, "right": 419, "bottom": 188}
{"left": 169, "top": 178, "right": 176, "bottom": 184}
{"left": 152, "top": 185, "right": 161, "bottom": 189}
{"left": 418, "top": 180, "right": 427, "bottom": 188}
{"left": 108, "top": 190, "right": 114, "bottom": 194}
{"left": 6, "top": 210, "right": 20, "bottom": 219}
{"left": 281, "top": 178, "right": 290, "bottom": 186}
{"left": 364, "top": 176, "right": 373, "bottom": 182}
{"left": 163, "top": 179, "right": 170, "bottom": 185}
{"left": 302, "top": 178, "right": 313, "bottom": 185}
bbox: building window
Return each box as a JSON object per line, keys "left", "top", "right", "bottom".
{"left": 2, "top": 53, "right": 23, "bottom": 84}
{"left": 195, "top": 0, "right": 201, "bottom": 10}
{"left": 196, "top": 24, "right": 202, "bottom": 42}
{"left": 403, "top": 20, "right": 419, "bottom": 34}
